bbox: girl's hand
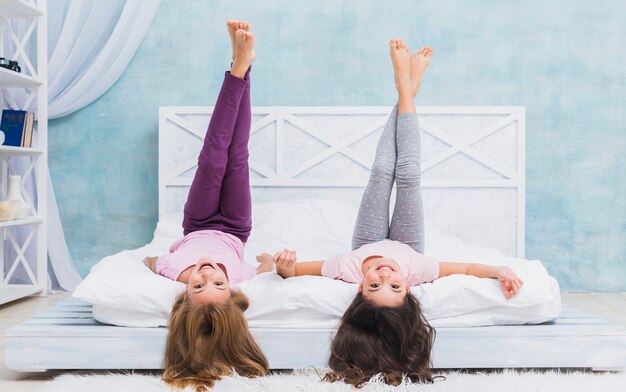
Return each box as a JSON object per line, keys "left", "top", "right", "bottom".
{"left": 256, "top": 253, "right": 274, "bottom": 274}
{"left": 143, "top": 256, "right": 158, "bottom": 273}
{"left": 273, "top": 249, "right": 297, "bottom": 279}
{"left": 496, "top": 266, "right": 524, "bottom": 299}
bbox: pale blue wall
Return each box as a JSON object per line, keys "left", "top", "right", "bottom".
{"left": 49, "top": 0, "right": 626, "bottom": 290}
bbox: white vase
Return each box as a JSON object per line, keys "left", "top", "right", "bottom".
{"left": 5, "top": 175, "right": 30, "bottom": 219}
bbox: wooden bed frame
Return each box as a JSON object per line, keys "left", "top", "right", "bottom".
{"left": 6, "top": 299, "right": 626, "bottom": 371}
{"left": 6, "top": 106, "right": 626, "bottom": 371}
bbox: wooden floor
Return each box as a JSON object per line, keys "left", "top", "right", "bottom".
{"left": 1, "top": 292, "right": 626, "bottom": 391}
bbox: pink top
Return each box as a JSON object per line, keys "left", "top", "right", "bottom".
{"left": 321, "top": 239, "right": 440, "bottom": 286}
{"left": 155, "top": 229, "right": 256, "bottom": 285}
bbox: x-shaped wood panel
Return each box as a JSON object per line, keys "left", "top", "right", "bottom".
{"left": 162, "top": 108, "right": 521, "bottom": 187}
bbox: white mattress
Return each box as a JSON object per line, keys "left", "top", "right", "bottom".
{"left": 75, "top": 199, "right": 561, "bottom": 328}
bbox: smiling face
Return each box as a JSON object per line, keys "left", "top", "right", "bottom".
{"left": 360, "top": 257, "right": 409, "bottom": 307}
{"left": 186, "top": 258, "right": 231, "bottom": 304}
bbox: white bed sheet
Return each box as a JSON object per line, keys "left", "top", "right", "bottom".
{"left": 75, "top": 199, "right": 561, "bottom": 328}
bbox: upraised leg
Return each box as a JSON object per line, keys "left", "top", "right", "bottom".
{"left": 182, "top": 24, "right": 255, "bottom": 238}
{"left": 388, "top": 46, "right": 433, "bottom": 253}
{"left": 351, "top": 39, "right": 412, "bottom": 250}
{"left": 351, "top": 104, "right": 398, "bottom": 250}
{"left": 217, "top": 27, "right": 255, "bottom": 242}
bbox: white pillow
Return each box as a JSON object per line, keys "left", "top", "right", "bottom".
{"left": 88, "top": 258, "right": 561, "bottom": 328}
{"left": 72, "top": 243, "right": 185, "bottom": 317}
{"left": 75, "top": 199, "right": 358, "bottom": 327}
{"left": 74, "top": 198, "right": 561, "bottom": 328}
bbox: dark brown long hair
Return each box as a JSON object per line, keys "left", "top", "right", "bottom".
{"left": 162, "top": 290, "right": 269, "bottom": 391}
{"left": 324, "top": 292, "right": 435, "bottom": 387}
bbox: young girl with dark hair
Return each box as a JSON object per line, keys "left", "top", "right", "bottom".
{"left": 143, "top": 21, "right": 271, "bottom": 390}
{"left": 268, "top": 39, "right": 524, "bottom": 387}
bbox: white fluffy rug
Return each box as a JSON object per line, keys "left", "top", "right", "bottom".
{"left": 38, "top": 369, "right": 626, "bottom": 392}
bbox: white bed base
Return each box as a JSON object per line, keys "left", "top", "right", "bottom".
{"left": 6, "top": 106, "right": 626, "bottom": 371}
{"left": 7, "top": 299, "right": 626, "bottom": 371}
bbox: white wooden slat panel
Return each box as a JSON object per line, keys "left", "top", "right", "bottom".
{"left": 27, "top": 311, "right": 88, "bottom": 318}
{"left": 48, "top": 305, "right": 93, "bottom": 312}
{"left": 22, "top": 318, "right": 101, "bottom": 326}
{"left": 33, "top": 309, "right": 91, "bottom": 318}
{"left": 432, "top": 336, "right": 626, "bottom": 369}
{"left": 560, "top": 305, "right": 588, "bottom": 314}
{"left": 55, "top": 298, "right": 90, "bottom": 306}
{"left": 7, "top": 325, "right": 626, "bottom": 370}
{"left": 6, "top": 337, "right": 166, "bottom": 370}
{"left": 51, "top": 301, "right": 90, "bottom": 306}
{"left": 7, "top": 300, "right": 626, "bottom": 370}
{"left": 6, "top": 337, "right": 619, "bottom": 371}
{"left": 159, "top": 106, "right": 526, "bottom": 258}
{"left": 557, "top": 317, "right": 612, "bottom": 324}
{"left": 251, "top": 329, "right": 334, "bottom": 369}
{"left": 439, "top": 326, "right": 626, "bottom": 337}
{"left": 8, "top": 324, "right": 167, "bottom": 338}
{"left": 12, "top": 323, "right": 625, "bottom": 339}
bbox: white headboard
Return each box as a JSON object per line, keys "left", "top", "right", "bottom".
{"left": 159, "top": 107, "right": 525, "bottom": 258}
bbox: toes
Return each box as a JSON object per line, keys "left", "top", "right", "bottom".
{"left": 228, "top": 20, "right": 250, "bottom": 32}
{"left": 413, "top": 47, "right": 434, "bottom": 58}
{"left": 235, "top": 30, "right": 254, "bottom": 43}
{"left": 390, "top": 38, "right": 408, "bottom": 53}
{"left": 230, "top": 21, "right": 246, "bottom": 31}
{"left": 228, "top": 20, "right": 241, "bottom": 31}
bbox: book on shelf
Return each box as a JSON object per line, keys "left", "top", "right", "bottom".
{"left": 0, "top": 109, "right": 35, "bottom": 148}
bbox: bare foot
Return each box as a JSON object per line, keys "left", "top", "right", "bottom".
{"left": 256, "top": 253, "right": 274, "bottom": 274}
{"left": 226, "top": 20, "right": 249, "bottom": 60}
{"left": 410, "top": 47, "right": 434, "bottom": 96}
{"left": 143, "top": 256, "right": 158, "bottom": 273}
{"left": 231, "top": 29, "right": 256, "bottom": 79}
{"left": 389, "top": 38, "right": 412, "bottom": 96}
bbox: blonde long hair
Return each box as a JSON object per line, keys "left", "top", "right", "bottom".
{"left": 162, "top": 290, "right": 269, "bottom": 391}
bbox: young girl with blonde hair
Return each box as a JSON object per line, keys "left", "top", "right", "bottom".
{"left": 270, "top": 38, "right": 524, "bottom": 387}
{"left": 144, "top": 20, "right": 271, "bottom": 390}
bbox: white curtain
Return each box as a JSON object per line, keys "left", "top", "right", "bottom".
{"left": 4, "top": 0, "right": 160, "bottom": 291}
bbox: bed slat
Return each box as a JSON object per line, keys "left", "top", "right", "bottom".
{"left": 6, "top": 300, "right": 626, "bottom": 371}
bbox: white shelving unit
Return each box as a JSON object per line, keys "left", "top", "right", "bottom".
{"left": 0, "top": 0, "right": 47, "bottom": 305}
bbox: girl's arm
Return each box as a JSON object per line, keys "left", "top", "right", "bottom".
{"left": 439, "top": 261, "right": 524, "bottom": 299}
{"left": 272, "top": 249, "right": 324, "bottom": 278}
{"left": 144, "top": 255, "right": 191, "bottom": 283}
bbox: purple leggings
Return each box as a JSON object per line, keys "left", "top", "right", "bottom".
{"left": 182, "top": 69, "right": 252, "bottom": 242}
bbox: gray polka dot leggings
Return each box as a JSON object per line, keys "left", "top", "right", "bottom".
{"left": 351, "top": 105, "right": 425, "bottom": 253}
